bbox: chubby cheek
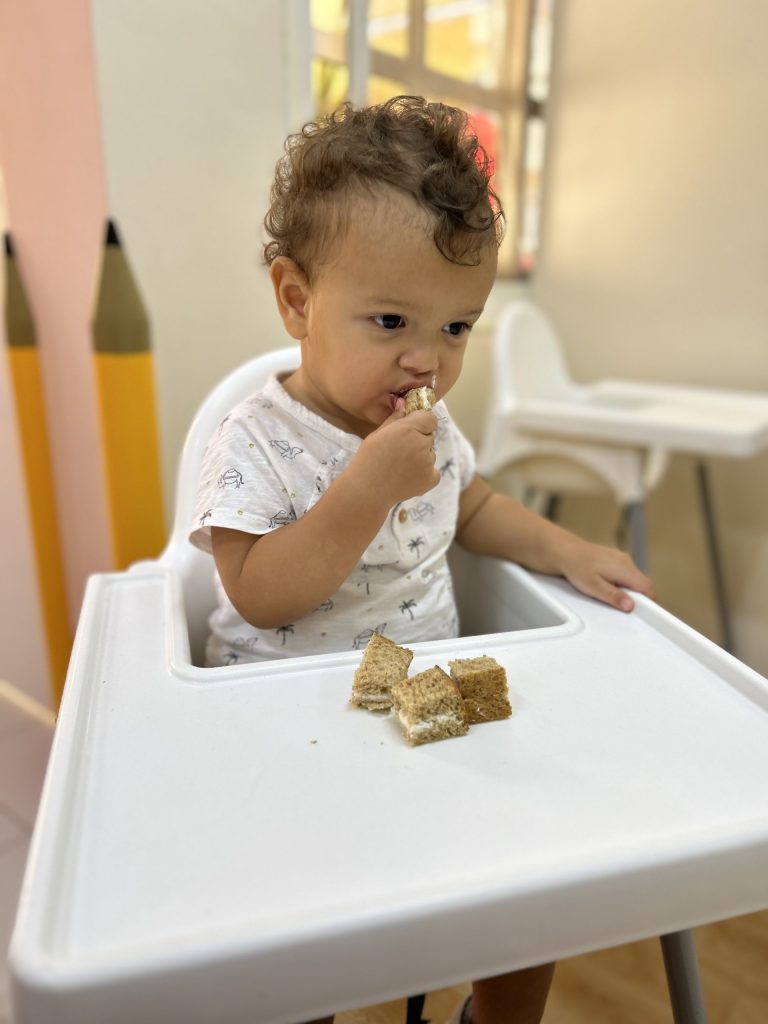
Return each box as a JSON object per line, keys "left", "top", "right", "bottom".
{"left": 436, "top": 353, "right": 465, "bottom": 399}
{"left": 336, "top": 365, "right": 390, "bottom": 417}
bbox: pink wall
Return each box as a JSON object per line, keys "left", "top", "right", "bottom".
{"left": 0, "top": 0, "right": 112, "bottom": 700}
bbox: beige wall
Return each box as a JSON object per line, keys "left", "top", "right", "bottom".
{"left": 91, "top": 0, "right": 310, "bottom": 508}
{"left": 523, "top": 0, "right": 768, "bottom": 672}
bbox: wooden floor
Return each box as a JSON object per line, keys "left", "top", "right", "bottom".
{"left": 334, "top": 909, "right": 768, "bottom": 1023}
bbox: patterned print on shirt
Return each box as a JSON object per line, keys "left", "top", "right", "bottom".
{"left": 358, "top": 561, "right": 399, "bottom": 595}
{"left": 399, "top": 599, "right": 418, "bottom": 620}
{"left": 408, "top": 536, "right": 426, "bottom": 557}
{"left": 218, "top": 467, "right": 244, "bottom": 489}
{"left": 269, "top": 439, "right": 304, "bottom": 459}
{"left": 199, "top": 509, "right": 213, "bottom": 526}
{"left": 315, "top": 598, "right": 334, "bottom": 612}
{"left": 353, "top": 624, "right": 387, "bottom": 650}
{"left": 269, "top": 508, "right": 298, "bottom": 528}
{"left": 409, "top": 501, "right": 435, "bottom": 522}
{"left": 315, "top": 455, "right": 341, "bottom": 493}
{"left": 276, "top": 624, "right": 295, "bottom": 645}
{"left": 233, "top": 636, "right": 260, "bottom": 651}
{"left": 439, "top": 457, "right": 456, "bottom": 478}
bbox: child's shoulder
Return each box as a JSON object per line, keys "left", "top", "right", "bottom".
{"left": 217, "top": 374, "right": 291, "bottom": 428}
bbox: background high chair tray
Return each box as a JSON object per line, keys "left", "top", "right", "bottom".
{"left": 10, "top": 561, "right": 768, "bottom": 1024}
{"left": 515, "top": 378, "right": 768, "bottom": 456}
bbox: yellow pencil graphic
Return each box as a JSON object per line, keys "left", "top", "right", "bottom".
{"left": 92, "top": 219, "right": 165, "bottom": 568}
{"left": 4, "top": 232, "right": 71, "bottom": 702}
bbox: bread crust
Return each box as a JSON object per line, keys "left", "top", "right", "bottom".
{"left": 449, "top": 655, "right": 512, "bottom": 724}
{"left": 350, "top": 633, "right": 413, "bottom": 711}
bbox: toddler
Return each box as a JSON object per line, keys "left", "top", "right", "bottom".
{"left": 191, "top": 96, "right": 654, "bottom": 1024}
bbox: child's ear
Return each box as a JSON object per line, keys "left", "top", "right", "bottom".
{"left": 270, "top": 257, "right": 311, "bottom": 340}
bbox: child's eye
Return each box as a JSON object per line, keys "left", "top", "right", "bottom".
{"left": 372, "top": 314, "right": 405, "bottom": 330}
{"left": 443, "top": 321, "right": 472, "bottom": 337}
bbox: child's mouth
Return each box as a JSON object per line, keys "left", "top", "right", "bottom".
{"left": 389, "top": 377, "right": 437, "bottom": 410}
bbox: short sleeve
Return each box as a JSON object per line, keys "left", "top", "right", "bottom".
{"left": 190, "top": 408, "right": 300, "bottom": 554}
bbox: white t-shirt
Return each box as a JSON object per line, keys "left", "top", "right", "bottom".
{"left": 190, "top": 374, "right": 475, "bottom": 666}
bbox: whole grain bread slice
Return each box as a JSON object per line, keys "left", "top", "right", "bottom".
{"left": 391, "top": 665, "right": 468, "bottom": 745}
{"left": 350, "top": 632, "right": 413, "bottom": 711}
{"left": 449, "top": 655, "right": 512, "bottom": 724}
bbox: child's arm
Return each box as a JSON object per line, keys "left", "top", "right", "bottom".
{"left": 456, "top": 475, "right": 655, "bottom": 612}
{"left": 211, "top": 407, "right": 440, "bottom": 629}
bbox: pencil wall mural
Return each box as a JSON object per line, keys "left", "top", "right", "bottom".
{"left": 91, "top": 218, "right": 165, "bottom": 569}
{"left": 3, "top": 232, "right": 71, "bottom": 700}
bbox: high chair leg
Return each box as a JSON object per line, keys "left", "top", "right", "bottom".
{"left": 660, "top": 930, "right": 708, "bottom": 1024}
{"left": 694, "top": 460, "right": 734, "bottom": 654}
{"left": 627, "top": 499, "right": 648, "bottom": 572}
{"left": 405, "top": 993, "right": 428, "bottom": 1023}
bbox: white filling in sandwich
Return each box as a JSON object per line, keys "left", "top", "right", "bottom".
{"left": 398, "top": 711, "right": 462, "bottom": 735}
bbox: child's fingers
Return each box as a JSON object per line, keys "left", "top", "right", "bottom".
{"left": 608, "top": 559, "right": 656, "bottom": 601}
{"left": 574, "top": 574, "right": 636, "bottom": 613}
{"left": 403, "top": 408, "right": 438, "bottom": 435}
{"left": 378, "top": 400, "right": 407, "bottom": 427}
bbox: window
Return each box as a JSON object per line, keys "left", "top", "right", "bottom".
{"left": 309, "top": 0, "right": 556, "bottom": 277}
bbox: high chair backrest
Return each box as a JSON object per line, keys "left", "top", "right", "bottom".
{"left": 491, "top": 299, "right": 576, "bottom": 408}
{"left": 156, "top": 345, "right": 300, "bottom": 663}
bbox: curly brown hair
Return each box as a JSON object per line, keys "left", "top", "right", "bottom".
{"left": 263, "top": 95, "right": 504, "bottom": 279}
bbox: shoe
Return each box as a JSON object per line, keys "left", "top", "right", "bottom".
{"left": 447, "top": 995, "right": 472, "bottom": 1024}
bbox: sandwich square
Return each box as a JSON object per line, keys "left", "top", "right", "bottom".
{"left": 350, "top": 632, "right": 413, "bottom": 711}
{"left": 391, "top": 665, "right": 468, "bottom": 745}
{"left": 403, "top": 385, "right": 436, "bottom": 413}
{"left": 449, "top": 655, "right": 512, "bottom": 724}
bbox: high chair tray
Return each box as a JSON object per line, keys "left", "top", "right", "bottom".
{"left": 514, "top": 378, "right": 768, "bottom": 457}
{"left": 10, "top": 564, "right": 768, "bottom": 1024}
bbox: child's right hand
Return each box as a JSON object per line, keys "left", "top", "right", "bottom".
{"left": 351, "top": 402, "right": 441, "bottom": 507}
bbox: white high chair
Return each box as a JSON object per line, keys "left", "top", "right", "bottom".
{"left": 476, "top": 300, "right": 670, "bottom": 572}
{"left": 140, "top": 344, "right": 707, "bottom": 1024}
{"left": 146, "top": 346, "right": 302, "bottom": 666}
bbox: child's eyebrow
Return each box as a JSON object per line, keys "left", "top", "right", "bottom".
{"left": 364, "top": 295, "right": 486, "bottom": 319}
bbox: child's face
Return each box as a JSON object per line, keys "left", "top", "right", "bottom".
{"left": 273, "top": 192, "right": 497, "bottom": 437}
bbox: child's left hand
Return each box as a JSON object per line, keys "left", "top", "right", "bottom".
{"left": 557, "top": 537, "right": 655, "bottom": 612}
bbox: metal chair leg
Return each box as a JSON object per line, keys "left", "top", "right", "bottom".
{"left": 543, "top": 493, "right": 562, "bottom": 522}
{"left": 660, "top": 930, "right": 708, "bottom": 1023}
{"left": 627, "top": 499, "right": 648, "bottom": 573}
{"left": 405, "top": 993, "right": 428, "bottom": 1023}
{"left": 694, "top": 461, "right": 734, "bottom": 654}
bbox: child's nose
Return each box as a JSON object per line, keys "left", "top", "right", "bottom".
{"left": 399, "top": 341, "right": 439, "bottom": 376}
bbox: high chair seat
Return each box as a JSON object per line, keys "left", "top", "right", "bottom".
{"left": 134, "top": 344, "right": 301, "bottom": 666}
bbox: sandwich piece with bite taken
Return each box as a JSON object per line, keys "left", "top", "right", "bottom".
{"left": 403, "top": 385, "right": 436, "bottom": 414}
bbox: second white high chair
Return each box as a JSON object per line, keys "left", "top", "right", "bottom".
{"left": 476, "top": 300, "right": 669, "bottom": 572}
